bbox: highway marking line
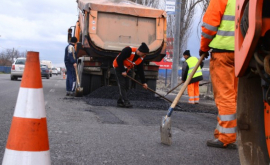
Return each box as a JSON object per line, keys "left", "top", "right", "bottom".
{"left": 49, "top": 89, "right": 55, "bottom": 92}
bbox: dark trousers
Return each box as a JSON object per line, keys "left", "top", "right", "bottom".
{"left": 65, "top": 63, "right": 76, "bottom": 92}
{"left": 114, "top": 68, "right": 132, "bottom": 103}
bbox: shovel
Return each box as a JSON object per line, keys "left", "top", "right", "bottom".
{"left": 72, "top": 48, "right": 83, "bottom": 97}
{"left": 126, "top": 75, "right": 181, "bottom": 109}
{"left": 160, "top": 54, "right": 206, "bottom": 145}
{"left": 74, "top": 66, "right": 83, "bottom": 97}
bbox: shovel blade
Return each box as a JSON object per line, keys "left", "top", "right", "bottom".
{"left": 160, "top": 116, "right": 172, "bottom": 145}
{"left": 75, "top": 87, "right": 83, "bottom": 97}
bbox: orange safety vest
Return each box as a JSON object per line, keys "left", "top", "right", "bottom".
{"left": 113, "top": 47, "right": 145, "bottom": 71}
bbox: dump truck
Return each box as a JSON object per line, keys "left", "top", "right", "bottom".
{"left": 235, "top": 0, "right": 270, "bottom": 164}
{"left": 68, "top": 0, "right": 167, "bottom": 95}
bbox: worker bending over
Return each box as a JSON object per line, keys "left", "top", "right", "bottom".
{"left": 181, "top": 50, "right": 203, "bottom": 104}
{"left": 199, "top": 0, "right": 238, "bottom": 149}
{"left": 113, "top": 42, "right": 149, "bottom": 108}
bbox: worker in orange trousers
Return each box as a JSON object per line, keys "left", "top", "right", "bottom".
{"left": 199, "top": 0, "right": 238, "bottom": 149}
{"left": 181, "top": 50, "right": 203, "bottom": 104}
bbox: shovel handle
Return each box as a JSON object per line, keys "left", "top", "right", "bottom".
{"left": 170, "top": 54, "right": 206, "bottom": 109}
{"left": 126, "top": 75, "right": 178, "bottom": 106}
{"left": 72, "top": 47, "right": 81, "bottom": 87}
{"left": 165, "top": 81, "right": 184, "bottom": 96}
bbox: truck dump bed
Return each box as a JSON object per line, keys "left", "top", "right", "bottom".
{"left": 77, "top": 0, "right": 167, "bottom": 61}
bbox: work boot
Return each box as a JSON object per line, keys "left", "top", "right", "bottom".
{"left": 207, "top": 139, "right": 237, "bottom": 149}
{"left": 117, "top": 100, "right": 125, "bottom": 108}
{"left": 124, "top": 100, "right": 133, "bottom": 108}
{"left": 70, "top": 92, "right": 74, "bottom": 97}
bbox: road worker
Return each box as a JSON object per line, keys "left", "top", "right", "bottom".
{"left": 113, "top": 42, "right": 149, "bottom": 108}
{"left": 64, "top": 37, "right": 78, "bottom": 96}
{"left": 181, "top": 50, "right": 203, "bottom": 104}
{"left": 199, "top": 0, "right": 238, "bottom": 149}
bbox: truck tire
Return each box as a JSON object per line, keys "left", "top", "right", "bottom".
{"left": 90, "top": 75, "right": 101, "bottom": 92}
{"left": 81, "top": 73, "right": 91, "bottom": 95}
{"left": 237, "top": 75, "right": 270, "bottom": 165}
{"left": 78, "top": 61, "right": 91, "bottom": 95}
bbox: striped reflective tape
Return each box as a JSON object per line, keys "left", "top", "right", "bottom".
{"left": 188, "top": 70, "right": 202, "bottom": 76}
{"left": 216, "top": 123, "right": 236, "bottom": 134}
{"left": 218, "top": 113, "right": 236, "bottom": 121}
{"left": 217, "top": 30, "right": 235, "bottom": 36}
{"left": 14, "top": 88, "right": 46, "bottom": 118}
{"left": 2, "top": 149, "right": 50, "bottom": 164}
{"left": 222, "top": 15, "right": 235, "bottom": 21}
{"left": 202, "top": 22, "right": 218, "bottom": 31}
{"left": 202, "top": 32, "right": 215, "bottom": 39}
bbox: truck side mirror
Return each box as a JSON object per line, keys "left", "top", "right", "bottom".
{"left": 68, "top": 28, "right": 72, "bottom": 43}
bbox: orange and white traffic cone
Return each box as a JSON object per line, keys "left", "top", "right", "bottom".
{"left": 2, "top": 51, "right": 51, "bottom": 165}
{"left": 63, "top": 72, "right": 66, "bottom": 79}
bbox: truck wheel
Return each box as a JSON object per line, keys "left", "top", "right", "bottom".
{"left": 237, "top": 75, "right": 270, "bottom": 165}
{"left": 81, "top": 73, "right": 91, "bottom": 95}
{"left": 47, "top": 75, "right": 50, "bottom": 79}
{"left": 90, "top": 75, "right": 101, "bottom": 92}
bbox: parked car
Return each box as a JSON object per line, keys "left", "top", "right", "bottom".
{"left": 10, "top": 57, "right": 26, "bottom": 80}
{"left": 52, "top": 68, "right": 58, "bottom": 75}
{"left": 40, "top": 64, "right": 50, "bottom": 79}
{"left": 40, "top": 60, "right": 52, "bottom": 77}
{"left": 56, "top": 67, "right": 62, "bottom": 75}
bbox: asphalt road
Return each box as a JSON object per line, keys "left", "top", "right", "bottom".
{"left": 0, "top": 74, "right": 240, "bottom": 165}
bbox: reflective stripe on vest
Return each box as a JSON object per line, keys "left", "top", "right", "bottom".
{"left": 208, "top": 0, "right": 236, "bottom": 50}
{"left": 113, "top": 47, "right": 144, "bottom": 71}
{"left": 186, "top": 57, "right": 202, "bottom": 79}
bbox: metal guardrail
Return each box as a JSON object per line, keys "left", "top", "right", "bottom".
{"left": 0, "top": 66, "right": 11, "bottom": 73}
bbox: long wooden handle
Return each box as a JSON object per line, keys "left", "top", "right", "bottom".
{"left": 170, "top": 54, "right": 205, "bottom": 108}
{"left": 165, "top": 81, "right": 184, "bottom": 96}
{"left": 72, "top": 47, "right": 81, "bottom": 86}
{"left": 126, "top": 75, "right": 175, "bottom": 105}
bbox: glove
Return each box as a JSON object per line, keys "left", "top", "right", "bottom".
{"left": 199, "top": 49, "right": 209, "bottom": 59}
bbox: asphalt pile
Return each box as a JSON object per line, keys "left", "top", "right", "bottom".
{"left": 83, "top": 86, "right": 172, "bottom": 110}
{"left": 83, "top": 86, "right": 218, "bottom": 114}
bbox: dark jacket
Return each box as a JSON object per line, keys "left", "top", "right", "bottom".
{"left": 116, "top": 47, "right": 146, "bottom": 83}
{"left": 181, "top": 56, "right": 203, "bottom": 84}
{"left": 64, "top": 44, "right": 77, "bottom": 66}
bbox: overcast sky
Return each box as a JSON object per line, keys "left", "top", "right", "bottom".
{"left": 0, "top": 0, "right": 78, "bottom": 67}
{"left": 0, "top": 0, "right": 201, "bottom": 67}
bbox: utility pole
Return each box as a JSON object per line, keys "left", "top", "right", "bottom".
{"left": 171, "top": 0, "right": 181, "bottom": 89}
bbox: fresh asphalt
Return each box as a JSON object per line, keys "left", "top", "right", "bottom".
{"left": 0, "top": 74, "right": 240, "bottom": 165}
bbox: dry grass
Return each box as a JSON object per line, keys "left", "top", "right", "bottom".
{"left": 156, "top": 77, "right": 213, "bottom": 96}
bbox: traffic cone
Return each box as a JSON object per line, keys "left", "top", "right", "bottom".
{"left": 63, "top": 72, "right": 66, "bottom": 79}
{"left": 2, "top": 51, "right": 51, "bottom": 165}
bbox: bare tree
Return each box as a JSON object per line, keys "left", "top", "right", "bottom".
{"left": 129, "top": 0, "right": 209, "bottom": 61}
{"left": 0, "top": 48, "right": 26, "bottom": 66}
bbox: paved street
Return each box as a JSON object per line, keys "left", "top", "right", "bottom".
{"left": 0, "top": 74, "right": 240, "bottom": 165}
